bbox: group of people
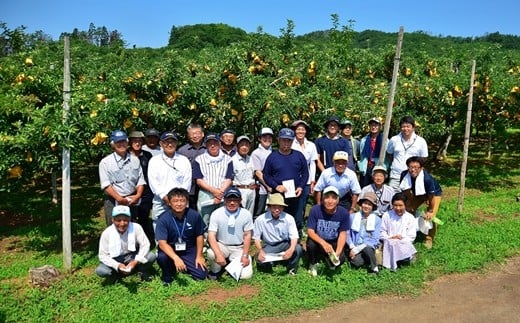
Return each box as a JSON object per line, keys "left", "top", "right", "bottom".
{"left": 95, "top": 115, "right": 442, "bottom": 284}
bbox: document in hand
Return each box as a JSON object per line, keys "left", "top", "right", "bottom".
{"left": 282, "top": 179, "right": 296, "bottom": 198}
{"left": 225, "top": 257, "right": 243, "bottom": 282}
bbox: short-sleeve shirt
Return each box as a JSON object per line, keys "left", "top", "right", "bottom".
{"left": 307, "top": 204, "right": 350, "bottom": 243}
{"left": 386, "top": 133, "right": 428, "bottom": 179}
{"left": 253, "top": 211, "right": 299, "bottom": 245}
{"left": 208, "top": 206, "right": 254, "bottom": 246}
{"left": 314, "top": 167, "right": 361, "bottom": 198}
{"left": 99, "top": 152, "right": 146, "bottom": 196}
{"left": 155, "top": 208, "right": 205, "bottom": 250}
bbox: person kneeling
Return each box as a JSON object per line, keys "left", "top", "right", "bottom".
{"left": 206, "top": 187, "right": 254, "bottom": 280}
{"left": 253, "top": 193, "right": 303, "bottom": 275}
{"left": 156, "top": 188, "right": 208, "bottom": 286}
{"left": 380, "top": 192, "right": 417, "bottom": 271}
{"left": 347, "top": 192, "right": 382, "bottom": 275}
{"left": 306, "top": 186, "right": 349, "bottom": 277}
{"left": 95, "top": 205, "right": 156, "bottom": 282}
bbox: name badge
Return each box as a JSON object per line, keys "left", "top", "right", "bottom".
{"left": 175, "top": 242, "right": 186, "bottom": 251}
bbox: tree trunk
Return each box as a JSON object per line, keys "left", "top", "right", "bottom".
{"left": 436, "top": 131, "right": 452, "bottom": 161}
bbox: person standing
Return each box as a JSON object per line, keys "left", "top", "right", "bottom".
{"left": 155, "top": 188, "right": 208, "bottom": 286}
{"left": 142, "top": 128, "right": 162, "bottom": 156}
{"left": 99, "top": 130, "right": 145, "bottom": 226}
{"left": 399, "top": 156, "right": 442, "bottom": 249}
{"left": 128, "top": 131, "right": 154, "bottom": 244}
{"left": 263, "top": 128, "right": 309, "bottom": 222}
{"left": 193, "top": 133, "right": 233, "bottom": 226}
{"left": 206, "top": 187, "right": 254, "bottom": 280}
{"left": 253, "top": 193, "right": 303, "bottom": 275}
{"left": 386, "top": 116, "right": 428, "bottom": 190}
{"left": 251, "top": 127, "right": 274, "bottom": 219}
{"left": 315, "top": 116, "right": 355, "bottom": 173}
{"left": 290, "top": 120, "right": 318, "bottom": 235}
{"left": 314, "top": 151, "right": 361, "bottom": 213}
{"left": 360, "top": 165, "right": 395, "bottom": 217}
{"left": 306, "top": 186, "right": 349, "bottom": 276}
{"left": 340, "top": 119, "right": 360, "bottom": 169}
{"left": 220, "top": 129, "right": 236, "bottom": 157}
{"left": 358, "top": 117, "right": 387, "bottom": 187}
{"left": 147, "top": 130, "right": 192, "bottom": 231}
{"left": 231, "top": 135, "right": 256, "bottom": 215}
{"left": 177, "top": 123, "right": 206, "bottom": 209}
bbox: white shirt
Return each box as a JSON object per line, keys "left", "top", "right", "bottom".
{"left": 386, "top": 132, "right": 428, "bottom": 179}
{"left": 232, "top": 153, "right": 255, "bottom": 186}
{"left": 291, "top": 138, "right": 318, "bottom": 185}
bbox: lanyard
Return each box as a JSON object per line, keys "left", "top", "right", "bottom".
{"left": 400, "top": 134, "right": 417, "bottom": 153}
{"left": 173, "top": 215, "right": 187, "bottom": 243}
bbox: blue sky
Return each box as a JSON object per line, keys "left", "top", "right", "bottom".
{"left": 2, "top": 0, "right": 518, "bottom": 48}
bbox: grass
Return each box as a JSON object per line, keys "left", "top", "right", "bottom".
{"left": 1, "top": 137, "right": 520, "bottom": 322}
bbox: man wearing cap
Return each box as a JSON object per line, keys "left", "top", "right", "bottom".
{"left": 358, "top": 117, "right": 387, "bottom": 187}
{"left": 263, "top": 128, "right": 309, "bottom": 222}
{"left": 95, "top": 205, "right": 156, "bottom": 282}
{"left": 306, "top": 186, "right": 349, "bottom": 276}
{"left": 315, "top": 116, "right": 356, "bottom": 173}
{"left": 231, "top": 135, "right": 256, "bottom": 215}
{"left": 143, "top": 128, "right": 162, "bottom": 156}
{"left": 251, "top": 127, "right": 274, "bottom": 218}
{"left": 178, "top": 123, "right": 206, "bottom": 209}
{"left": 148, "top": 130, "right": 192, "bottom": 231}
{"left": 193, "top": 133, "right": 234, "bottom": 226}
{"left": 290, "top": 120, "right": 318, "bottom": 236}
{"left": 128, "top": 130, "right": 155, "bottom": 244}
{"left": 253, "top": 193, "right": 303, "bottom": 275}
{"left": 220, "top": 129, "right": 236, "bottom": 156}
{"left": 155, "top": 188, "right": 208, "bottom": 286}
{"left": 360, "top": 165, "right": 395, "bottom": 216}
{"left": 314, "top": 151, "right": 361, "bottom": 213}
{"left": 386, "top": 116, "right": 428, "bottom": 190}
{"left": 206, "top": 187, "right": 254, "bottom": 280}
{"left": 340, "top": 119, "right": 360, "bottom": 166}
{"left": 99, "top": 130, "right": 146, "bottom": 226}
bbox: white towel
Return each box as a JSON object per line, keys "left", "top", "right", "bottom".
{"left": 399, "top": 170, "right": 426, "bottom": 196}
{"left": 108, "top": 222, "right": 136, "bottom": 258}
{"left": 351, "top": 212, "right": 376, "bottom": 232}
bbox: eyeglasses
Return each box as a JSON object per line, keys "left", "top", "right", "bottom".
{"left": 408, "top": 165, "right": 421, "bottom": 170}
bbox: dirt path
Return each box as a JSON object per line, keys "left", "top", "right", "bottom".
{"left": 254, "top": 256, "right": 520, "bottom": 323}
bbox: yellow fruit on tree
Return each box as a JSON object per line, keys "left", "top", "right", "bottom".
{"left": 90, "top": 132, "right": 108, "bottom": 145}
{"left": 132, "top": 107, "right": 139, "bottom": 118}
{"left": 282, "top": 114, "right": 290, "bottom": 124}
{"left": 90, "top": 110, "right": 98, "bottom": 118}
{"left": 8, "top": 165, "right": 23, "bottom": 179}
{"left": 124, "top": 119, "right": 132, "bottom": 129}
{"left": 209, "top": 98, "right": 217, "bottom": 107}
{"left": 96, "top": 94, "right": 106, "bottom": 102}
{"left": 240, "top": 89, "right": 248, "bottom": 97}
{"left": 25, "top": 58, "right": 33, "bottom": 66}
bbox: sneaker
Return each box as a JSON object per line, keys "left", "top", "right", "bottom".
{"left": 162, "top": 280, "right": 172, "bottom": 287}
{"left": 288, "top": 268, "right": 297, "bottom": 276}
{"left": 370, "top": 266, "right": 379, "bottom": 275}
{"left": 308, "top": 263, "right": 318, "bottom": 277}
{"left": 208, "top": 271, "right": 219, "bottom": 280}
{"left": 139, "top": 272, "right": 153, "bottom": 282}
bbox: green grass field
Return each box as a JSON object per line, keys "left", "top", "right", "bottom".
{"left": 1, "top": 138, "right": 519, "bottom": 322}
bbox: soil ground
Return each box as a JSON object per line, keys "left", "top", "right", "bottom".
{"left": 253, "top": 256, "right": 520, "bottom": 323}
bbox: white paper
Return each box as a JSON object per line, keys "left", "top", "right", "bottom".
{"left": 261, "top": 252, "right": 285, "bottom": 263}
{"left": 282, "top": 179, "right": 296, "bottom": 198}
{"left": 120, "top": 266, "right": 132, "bottom": 273}
{"left": 225, "top": 256, "right": 243, "bottom": 282}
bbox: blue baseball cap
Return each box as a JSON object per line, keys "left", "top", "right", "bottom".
{"left": 224, "top": 186, "right": 242, "bottom": 199}
{"left": 204, "top": 133, "right": 220, "bottom": 143}
{"left": 112, "top": 205, "right": 131, "bottom": 217}
{"left": 110, "top": 130, "right": 128, "bottom": 143}
{"left": 278, "top": 128, "right": 295, "bottom": 140}
{"left": 160, "top": 130, "right": 178, "bottom": 141}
